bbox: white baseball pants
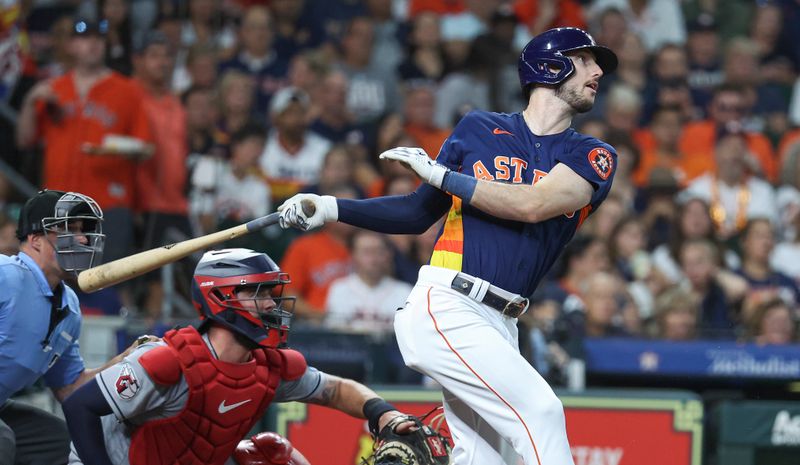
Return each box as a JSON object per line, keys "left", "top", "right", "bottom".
{"left": 394, "top": 266, "right": 575, "bottom": 465}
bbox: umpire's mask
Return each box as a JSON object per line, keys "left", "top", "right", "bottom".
{"left": 42, "top": 192, "right": 105, "bottom": 273}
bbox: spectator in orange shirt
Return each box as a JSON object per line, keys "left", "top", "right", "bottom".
{"left": 680, "top": 83, "right": 777, "bottom": 182}
{"left": 16, "top": 18, "right": 153, "bottom": 263}
{"left": 279, "top": 185, "right": 356, "bottom": 323}
{"left": 403, "top": 83, "right": 450, "bottom": 160}
{"left": 634, "top": 105, "right": 713, "bottom": 187}
{"left": 133, "top": 31, "right": 194, "bottom": 317}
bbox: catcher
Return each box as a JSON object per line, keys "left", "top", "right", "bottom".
{"left": 61, "top": 248, "right": 439, "bottom": 465}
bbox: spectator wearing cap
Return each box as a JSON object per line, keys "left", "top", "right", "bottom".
{"left": 680, "top": 123, "right": 778, "bottom": 239}
{"left": 16, "top": 18, "right": 153, "bottom": 264}
{"left": 260, "top": 86, "right": 332, "bottom": 203}
{"left": 0, "top": 190, "right": 146, "bottom": 465}
{"left": 132, "top": 31, "right": 193, "bottom": 317}
{"left": 218, "top": 6, "right": 289, "bottom": 118}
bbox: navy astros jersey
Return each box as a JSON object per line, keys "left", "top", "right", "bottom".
{"left": 430, "top": 110, "right": 617, "bottom": 297}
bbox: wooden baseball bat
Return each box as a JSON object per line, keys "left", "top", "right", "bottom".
{"left": 78, "top": 200, "right": 317, "bottom": 293}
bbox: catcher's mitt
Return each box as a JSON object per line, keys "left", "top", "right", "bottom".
{"left": 363, "top": 411, "right": 451, "bottom": 465}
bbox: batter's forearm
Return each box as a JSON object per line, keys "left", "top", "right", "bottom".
{"left": 465, "top": 164, "right": 593, "bottom": 223}
{"left": 337, "top": 184, "right": 451, "bottom": 234}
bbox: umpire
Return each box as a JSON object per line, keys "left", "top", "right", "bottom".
{"left": 0, "top": 190, "right": 137, "bottom": 465}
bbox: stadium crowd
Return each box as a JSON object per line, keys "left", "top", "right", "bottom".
{"left": 2, "top": 0, "right": 800, "bottom": 387}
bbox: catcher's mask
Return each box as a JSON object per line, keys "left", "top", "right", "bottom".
{"left": 192, "top": 248, "right": 295, "bottom": 349}
{"left": 17, "top": 190, "right": 105, "bottom": 273}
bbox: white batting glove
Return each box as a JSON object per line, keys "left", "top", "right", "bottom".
{"left": 277, "top": 194, "right": 338, "bottom": 231}
{"left": 378, "top": 147, "right": 448, "bottom": 189}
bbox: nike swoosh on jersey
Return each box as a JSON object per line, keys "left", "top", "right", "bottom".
{"left": 493, "top": 128, "right": 513, "bottom": 135}
{"left": 218, "top": 398, "right": 252, "bottom": 414}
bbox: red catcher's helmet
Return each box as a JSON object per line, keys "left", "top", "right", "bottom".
{"left": 191, "top": 249, "right": 295, "bottom": 348}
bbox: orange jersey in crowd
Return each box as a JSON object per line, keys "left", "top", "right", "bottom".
{"left": 279, "top": 231, "right": 352, "bottom": 314}
{"left": 409, "top": 0, "right": 465, "bottom": 16}
{"left": 633, "top": 147, "right": 715, "bottom": 187}
{"left": 37, "top": 71, "right": 152, "bottom": 209}
{"left": 134, "top": 80, "right": 189, "bottom": 215}
{"left": 635, "top": 123, "right": 777, "bottom": 183}
{"left": 405, "top": 123, "right": 450, "bottom": 163}
{"left": 680, "top": 121, "right": 777, "bottom": 182}
{"left": 513, "top": 0, "right": 586, "bottom": 30}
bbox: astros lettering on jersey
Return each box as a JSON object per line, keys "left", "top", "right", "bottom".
{"left": 430, "top": 110, "right": 617, "bottom": 298}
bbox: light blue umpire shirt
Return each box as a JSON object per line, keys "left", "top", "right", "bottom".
{"left": 0, "top": 252, "right": 85, "bottom": 405}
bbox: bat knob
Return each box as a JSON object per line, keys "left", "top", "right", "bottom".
{"left": 300, "top": 199, "right": 316, "bottom": 217}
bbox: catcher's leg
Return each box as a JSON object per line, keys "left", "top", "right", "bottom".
{"left": 395, "top": 277, "right": 574, "bottom": 465}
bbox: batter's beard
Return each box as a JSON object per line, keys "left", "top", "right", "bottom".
{"left": 555, "top": 84, "right": 594, "bottom": 113}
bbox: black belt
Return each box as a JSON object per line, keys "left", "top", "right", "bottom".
{"left": 450, "top": 275, "right": 529, "bottom": 318}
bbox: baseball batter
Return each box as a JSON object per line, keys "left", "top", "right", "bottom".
{"left": 62, "top": 248, "right": 409, "bottom": 465}
{"left": 278, "top": 27, "right": 619, "bottom": 465}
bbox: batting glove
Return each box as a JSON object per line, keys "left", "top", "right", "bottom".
{"left": 379, "top": 147, "right": 448, "bottom": 189}
{"left": 277, "top": 194, "right": 338, "bottom": 231}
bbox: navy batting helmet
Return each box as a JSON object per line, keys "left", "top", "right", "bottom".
{"left": 518, "top": 27, "right": 618, "bottom": 88}
{"left": 192, "top": 249, "right": 295, "bottom": 348}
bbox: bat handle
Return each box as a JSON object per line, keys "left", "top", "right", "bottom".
{"left": 245, "top": 212, "right": 280, "bottom": 232}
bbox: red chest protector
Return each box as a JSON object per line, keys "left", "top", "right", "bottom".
{"left": 129, "top": 327, "right": 307, "bottom": 465}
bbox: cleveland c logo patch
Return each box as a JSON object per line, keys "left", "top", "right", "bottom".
{"left": 588, "top": 147, "right": 613, "bottom": 180}
{"left": 115, "top": 362, "right": 140, "bottom": 400}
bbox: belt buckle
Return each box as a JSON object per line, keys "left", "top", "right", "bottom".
{"left": 502, "top": 298, "right": 529, "bottom": 318}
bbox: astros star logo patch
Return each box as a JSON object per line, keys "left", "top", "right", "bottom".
{"left": 115, "top": 362, "right": 140, "bottom": 400}
{"left": 587, "top": 147, "right": 613, "bottom": 180}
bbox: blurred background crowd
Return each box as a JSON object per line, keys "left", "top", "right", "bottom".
{"left": 2, "top": 0, "right": 800, "bottom": 388}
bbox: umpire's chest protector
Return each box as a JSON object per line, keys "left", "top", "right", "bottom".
{"left": 129, "top": 327, "right": 306, "bottom": 465}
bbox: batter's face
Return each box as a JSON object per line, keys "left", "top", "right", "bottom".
{"left": 556, "top": 50, "right": 603, "bottom": 113}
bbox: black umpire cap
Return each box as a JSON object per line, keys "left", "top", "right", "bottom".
{"left": 16, "top": 190, "right": 67, "bottom": 240}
